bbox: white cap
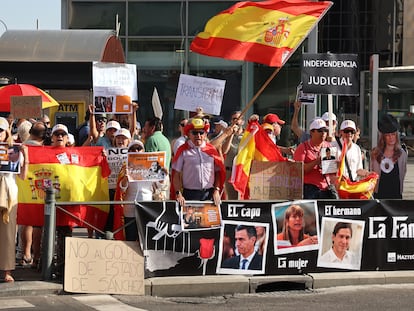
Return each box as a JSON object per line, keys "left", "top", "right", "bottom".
{"left": 105, "top": 120, "right": 121, "bottom": 131}
{"left": 340, "top": 120, "right": 356, "bottom": 131}
{"left": 51, "top": 124, "right": 69, "bottom": 135}
{"left": 309, "top": 118, "right": 328, "bottom": 130}
{"left": 214, "top": 120, "right": 228, "bottom": 128}
{"left": 128, "top": 139, "right": 145, "bottom": 150}
{"left": 115, "top": 128, "right": 131, "bottom": 139}
{"left": 68, "top": 133, "right": 75, "bottom": 145}
{"left": 0, "top": 117, "right": 9, "bottom": 131}
{"left": 321, "top": 112, "right": 337, "bottom": 122}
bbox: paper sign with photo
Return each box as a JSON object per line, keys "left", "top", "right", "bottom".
{"left": 127, "top": 151, "right": 166, "bottom": 181}
{"left": 321, "top": 146, "right": 338, "bottom": 174}
{"left": 0, "top": 143, "right": 21, "bottom": 174}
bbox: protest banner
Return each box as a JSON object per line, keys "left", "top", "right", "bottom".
{"left": 301, "top": 53, "right": 359, "bottom": 95}
{"left": 106, "top": 147, "right": 128, "bottom": 189}
{"left": 11, "top": 96, "right": 42, "bottom": 119}
{"left": 249, "top": 161, "right": 303, "bottom": 200}
{"left": 64, "top": 237, "right": 144, "bottom": 295}
{"left": 135, "top": 199, "right": 414, "bottom": 277}
{"left": 127, "top": 151, "right": 166, "bottom": 181}
{"left": 174, "top": 73, "right": 225, "bottom": 115}
{"left": 92, "top": 62, "right": 137, "bottom": 114}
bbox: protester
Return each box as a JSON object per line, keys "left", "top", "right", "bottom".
{"left": 141, "top": 117, "right": 171, "bottom": 168}
{"left": 0, "top": 117, "right": 29, "bottom": 282}
{"left": 223, "top": 111, "right": 245, "bottom": 199}
{"left": 331, "top": 120, "right": 370, "bottom": 181}
{"left": 262, "top": 113, "right": 294, "bottom": 156}
{"left": 171, "top": 118, "right": 188, "bottom": 155}
{"left": 293, "top": 118, "right": 334, "bottom": 199}
{"left": 371, "top": 114, "right": 407, "bottom": 199}
{"left": 172, "top": 118, "right": 225, "bottom": 207}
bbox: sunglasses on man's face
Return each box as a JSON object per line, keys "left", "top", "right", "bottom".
{"left": 129, "top": 145, "right": 143, "bottom": 152}
{"left": 191, "top": 130, "right": 205, "bottom": 136}
{"left": 314, "top": 128, "right": 328, "bottom": 133}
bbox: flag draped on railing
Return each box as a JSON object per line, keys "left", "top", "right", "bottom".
{"left": 17, "top": 146, "right": 111, "bottom": 229}
{"left": 230, "top": 120, "right": 287, "bottom": 199}
{"left": 190, "top": 0, "right": 333, "bottom": 67}
{"left": 336, "top": 142, "right": 378, "bottom": 199}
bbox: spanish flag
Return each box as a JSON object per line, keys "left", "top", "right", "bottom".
{"left": 190, "top": 0, "right": 333, "bottom": 67}
{"left": 337, "top": 142, "right": 379, "bottom": 199}
{"left": 230, "top": 120, "right": 287, "bottom": 199}
{"left": 17, "top": 146, "right": 111, "bottom": 229}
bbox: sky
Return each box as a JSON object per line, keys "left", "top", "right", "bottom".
{"left": 0, "top": 0, "right": 61, "bottom": 34}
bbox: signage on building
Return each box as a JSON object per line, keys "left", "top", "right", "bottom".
{"left": 301, "top": 53, "right": 359, "bottom": 95}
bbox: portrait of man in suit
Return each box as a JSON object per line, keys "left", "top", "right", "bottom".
{"left": 221, "top": 224, "right": 263, "bottom": 271}
{"left": 0, "top": 145, "right": 20, "bottom": 173}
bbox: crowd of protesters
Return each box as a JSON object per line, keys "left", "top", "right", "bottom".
{"left": 0, "top": 100, "right": 408, "bottom": 282}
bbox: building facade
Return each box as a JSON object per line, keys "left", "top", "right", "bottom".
{"left": 62, "top": 0, "right": 408, "bottom": 144}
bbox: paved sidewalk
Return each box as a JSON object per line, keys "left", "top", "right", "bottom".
{"left": 2, "top": 158, "right": 414, "bottom": 297}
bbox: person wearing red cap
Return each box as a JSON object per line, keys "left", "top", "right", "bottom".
{"left": 172, "top": 118, "right": 225, "bottom": 207}
{"left": 262, "top": 113, "right": 294, "bottom": 156}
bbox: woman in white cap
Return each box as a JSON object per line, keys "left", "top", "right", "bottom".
{"left": 0, "top": 117, "right": 29, "bottom": 282}
{"left": 371, "top": 114, "right": 407, "bottom": 199}
{"left": 331, "top": 120, "right": 370, "bottom": 182}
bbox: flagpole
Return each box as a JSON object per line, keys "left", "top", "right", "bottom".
{"left": 239, "top": 67, "right": 281, "bottom": 119}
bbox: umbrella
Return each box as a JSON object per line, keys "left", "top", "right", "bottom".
{"left": 0, "top": 84, "right": 60, "bottom": 111}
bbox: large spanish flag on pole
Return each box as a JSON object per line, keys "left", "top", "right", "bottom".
{"left": 230, "top": 120, "right": 287, "bottom": 199}
{"left": 190, "top": 0, "right": 333, "bottom": 67}
{"left": 17, "top": 146, "right": 111, "bottom": 229}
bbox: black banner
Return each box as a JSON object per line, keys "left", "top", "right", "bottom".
{"left": 301, "top": 53, "right": 359, "bottom": 95}
{"left": 135, "top": 200, "right": 414, "bottom": 278}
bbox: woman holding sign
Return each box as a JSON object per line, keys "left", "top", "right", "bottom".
{"left": 0, "top": 117, "right": 29, "bottom": 282}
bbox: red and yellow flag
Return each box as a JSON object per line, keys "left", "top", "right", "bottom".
{"left": 17, "top": 146, "right": 111, "bottom": 229}
{"left": 337, "top": 142, "right": 378, "bottom": 199}
{"left": 190, "top": 0, "right": 333, "bottom": 67}
{"left": 230, "top": 120, "right": 287, "bottom": 199}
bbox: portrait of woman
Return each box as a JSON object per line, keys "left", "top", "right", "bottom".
{"left": 273, "top": 201, "right": 319, "bottom": 254}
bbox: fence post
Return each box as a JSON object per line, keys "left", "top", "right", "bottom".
{"left": 42, "top": 187, "right": 56, "bottom": 281}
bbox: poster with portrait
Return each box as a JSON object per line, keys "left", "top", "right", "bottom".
{"left": 317, "top": 217, "right": 364, "bottom": 270}
{"left": 181, "top": 201, "right": 222, "bottom": 231}
{"left": 321, "top": 146, "right": 338, "bottom": 174}
{"left": 216, "top": 220, "right": 268, "bottom": 275}
{"left": 272, "top": 200, "right": 320, "bottom": 255}
{"left": 0, "top": 143, "right": 21, "bottom": 174}
{"left": 127, "top": 151, "right": 166, "bottom": 181}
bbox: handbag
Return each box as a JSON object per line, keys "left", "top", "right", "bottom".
{"left": 324, "top": 175, "right": 339, "bottom": 199}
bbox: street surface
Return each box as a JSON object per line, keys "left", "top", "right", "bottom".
{"left": 2, "top": 283, "right": 414, "bottom": 310}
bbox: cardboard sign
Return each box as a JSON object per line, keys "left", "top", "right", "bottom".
{"left": 11, "top": 96, "right": 42, "bottom": 119}
{"left": 64, "top": 237, "right": 144, "bottom": 295}
{"left": 249, "top": 161, "right": 303, "bottom": 200}
{"left": 106, "top": 147, "right": 128, "bottom": 189}
{"left": 174, "top": 73, "right": 225, "bottom": 115}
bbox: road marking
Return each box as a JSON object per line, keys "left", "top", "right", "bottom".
{"left": 73, "top": 295, "right": 147, "bottom": 311}
{"left": 0, "top": 299, "right": 34, "bottom": 309}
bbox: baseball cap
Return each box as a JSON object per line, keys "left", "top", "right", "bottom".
{"left": 105, "top": 120, "right": 121, "bottom": 131}
{"left": 214, "top": 120, "right": 228, "bottom": 128}
{"left": 115, "top": 128, "right": 132, "bottom": 139}
{"left": 128, "top": 140, "right": 145, "bottom": 150}
{"left": 263, "top": 113, "right": 285, "bottom": 125}
{"left": 321, "top": 112, "right": 337, "bottom": 122}
{"left": 184, "top": 118, "right": 210, "bottom": 136}
{"left": 0, "top": 117, "right": 9, "bottom": 131}
{"left": 309, "top": 118, "right": 328, "bottom": 130}
{"left": 340, "top": 120, "right": 356, "bottom": 131}
{"left": 51, "top": 124, "right": 69, "bottom": 135}
{"left": 68, "top": 133, "right": 75, "bottom": 145}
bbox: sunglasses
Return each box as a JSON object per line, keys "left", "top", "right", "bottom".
{"left": 0, "top": 128, "right": 4, "bottom": 133}
{"left": 191, "top": 130, "right": 205, "bottom": 136}
{"left": 53, "top": 131, "right": 67, "bottom": 137}
{"left": 314, "top": 128, "right": 328, "bottom": 133}
{"left": 179, "top": 123, "right": 186, "bottom": 127}
{"left": 96, "top": 118, "right": 107, "bottom": 123}
{"left": 343, "top": 129, "right": 355, "bottom": 134}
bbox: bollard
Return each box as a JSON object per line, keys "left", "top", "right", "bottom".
{"left": 42, "top": 187, "right": 56, "bottom": 281}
